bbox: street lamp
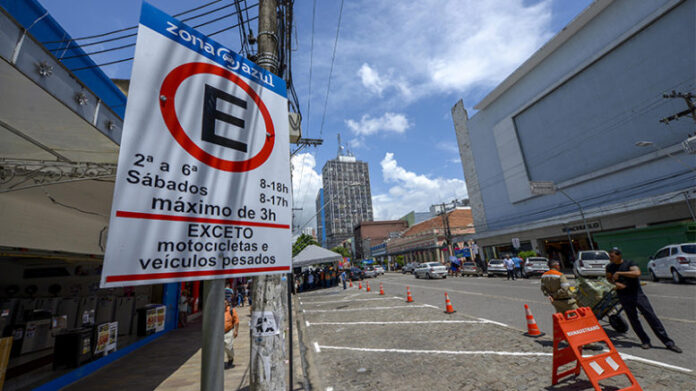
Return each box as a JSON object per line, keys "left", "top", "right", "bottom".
{"left": 530, "top": 181, "right": 595, "bottom": 250}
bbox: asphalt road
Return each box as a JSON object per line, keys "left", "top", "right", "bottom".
{"left": 378, "top": 272, "right": 696, "bottom": 372}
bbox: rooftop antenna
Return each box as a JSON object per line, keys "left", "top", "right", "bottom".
{"left": 337, "top": 133, "right": 345, "bottom": 157}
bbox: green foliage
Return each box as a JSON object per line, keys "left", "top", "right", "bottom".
{"left": 395, "top": 255, "right": 405, "bottom": 266}
{"left": 330, "top": 246, "right": 351, "bottom": 258}
{"left": 293, "top": 234, "right": 319, "bottom": 256}
{"left": 518, "top": 250, "right": 537, "bottom": 259}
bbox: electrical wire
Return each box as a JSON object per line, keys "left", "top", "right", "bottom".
{"left": 318, "top": 0, "right": 345, "bottom": 138}
{"left": 304, "top": 0, "right": 317, "bottom": 137}
{"left": 69, "top": 15, "right": 259, "bottom": 72}
{"left": 43, "top": 0, "right": 226, "bottom": 45}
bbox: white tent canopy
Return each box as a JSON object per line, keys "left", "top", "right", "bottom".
{"left": 292, "top": 245, "right": 343, "bottom": 267}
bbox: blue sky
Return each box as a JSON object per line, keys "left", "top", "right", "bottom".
{"left": 39, "top": 0, "right": 592, "bottom": 231}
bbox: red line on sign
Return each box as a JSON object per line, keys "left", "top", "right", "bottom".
{"left": 115, "top": 211, "right": 290, "bottom": 229}
{"left": 105, "top": 266, "right": 291, "bottom": 282}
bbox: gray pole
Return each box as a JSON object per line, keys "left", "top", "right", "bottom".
{"left": 558, "top": 189, "right": 595, "bottom": 250}
{"left": 201, "top": 279, "right": 225, "bottom": 391}
{"left": 564, "top": 226, "right": 576, "bottom": 267}
{"left": 684, "top": 191, "right": 696, "bottom": 222}
{"left": 251, "top": 1, "right": 287, "bottom": 390}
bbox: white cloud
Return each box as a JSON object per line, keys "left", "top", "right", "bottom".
{"left": 317, "top": 0, "right": 553, "bottom": 106}
{"left": 436, "top": 141, "right": 459, "bottom": 154}
{"left": 345, "top": 112, "right": 411, "bottom": 136}
{"left": 291, "top": 153, "right": 323, "bottom": 232}
{"left": 357, "top": 63, "right": 414, "bottom": 99}
{"left": 372, "top": 152, "right": 468, "bottom": 220}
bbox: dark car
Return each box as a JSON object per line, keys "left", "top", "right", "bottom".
{"left": 348, "top": 267, "right": 364, "bottom": 281}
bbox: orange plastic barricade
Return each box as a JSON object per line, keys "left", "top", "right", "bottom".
{"left": 552, "top": 307, "right": 641, "bottom": 391}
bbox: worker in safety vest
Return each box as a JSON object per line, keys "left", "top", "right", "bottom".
{"left": 541, "top": 259, "right": 578, "bottom": 313}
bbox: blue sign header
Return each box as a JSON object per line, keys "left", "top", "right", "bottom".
{"left": 140, "top": 2, "right": 287, "bottom": 97}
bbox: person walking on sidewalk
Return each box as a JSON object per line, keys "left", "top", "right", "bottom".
{"left": 606, "top": 247, "right": 682, "bottom": 353}
{"left": 340, "top": 270, "right": 347, "bottom": 289}
{"left": 224, "top": 300, "right": 240, "bottom": 369}
{"left": 512, "top": 254, "right": 523, "bottom": 278}
{"left": 541, "top": 260, "right": 578, "bottom": 313}
{"left": 504, "top": 256, "right": 515, "bottom": 280}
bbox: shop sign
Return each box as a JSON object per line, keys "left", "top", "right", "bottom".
{"left": 512, "top": 238, "right": 521, "bottom": 249}
{"left": 101, "top": 3, "right": 291, "bottom": 288}
{"left": 563, "top": 221, "right": 602, "bottom": 234}
{"left": 94, "top": 323, "right": 110, "bottom": 354}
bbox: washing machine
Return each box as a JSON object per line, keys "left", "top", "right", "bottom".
{"left": 76, "top": 296, "right": 97, "bottom": 327}
{"left": 114, "top": 297, "right": 135, "bottom": 336}
{"left": 95, "top": 296, "right": 116, "bottom": 325}
{"left": 58, "top": 297, "right": 80, "bottom": 329}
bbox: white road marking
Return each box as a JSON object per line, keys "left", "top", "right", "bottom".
{"left": 422, "top": 304, "right": 439, "bottom": 309}
{"left": 618, "top": 352, "right": 692, "bottom": 373}
{"left": 302, "top": 297, "right": 400, "bottom": 305}
{"left": 313, "top": 342, "right": 321, "bottom": 353}
{"left": 305, "top": 320, "right": 310, "bottom": 327}
{"left": 316, "top": 345, "right": 552, "bottom": 357}
{"left": 659, "top": 316, "right": 696, "bottom": 324}
{"left": 476, "top": 317, "right": 509, "bottom": 327}
{"left": 326, "top": 388, "right": 334, "bottom": 391}
{"left": 306, "top": 320, "right": 489, "bottom": 326}
{"left": 380, "top": 280, "right": 547, "bottom": 305}
{"left": 303, "top": 305, "right": 433, "bottom": 313}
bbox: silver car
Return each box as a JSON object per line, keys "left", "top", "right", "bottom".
{"left": 573, "top": 250, "right": 610, "bottom": 278}
{"left": 647, "top": 243, "right": 696, "bottom": 283}
{"left": 523, "top": 257, "right": 550, "bottom": 278}
{"left": 487, "top": 259, "right": 507, "bottom": 276}
{"left": 414, "top": 262, "right": 447, "bottom": 279}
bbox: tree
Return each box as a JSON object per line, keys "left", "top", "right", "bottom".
{"left": 330, "top": 246, "right": 351, "bottom": 258}
{"left": 395, "top": 255, "right": 405, "bottom": 266}
{"left": 293, "top": 234, "right": 319, "bottom": 256}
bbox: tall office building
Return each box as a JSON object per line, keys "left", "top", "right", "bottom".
{"left": 315, "top": 150, "right": 373, "bottom": 249}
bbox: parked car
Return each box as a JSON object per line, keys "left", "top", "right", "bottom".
{"left": 573, "top": 250, "right": 611, "bottom": 277}
{"left": 523, "top": 257, "right": 550, "bottom": 278}
{"left": 414, "top": 262, "right": 447, "bottom": 279}
{"left": 647, "top": 243, "right": 696, "bottom": 283}
{"left": 487, "top": 259, "right": 507, "bottom": 276}
{"left": 374, "top": 265, "right": 385, "bottom": 275}
{"left": 459, "top": 262, "right": 479, "bottom": 276}
{"left": 363, "top": 266, "right": 377, "bottom": 278}
{"left": 348, "top": 267, "right": 364, "bottom": 281}
{"left": 402, "top": 263, "right": 419, "bottom": 274}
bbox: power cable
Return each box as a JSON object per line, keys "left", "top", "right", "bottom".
{"left": 318, "top": 0, "right": 345, "bottom": 138}
{"left": 304, "top": 0, "right": 317, "bottom": 137}
{"left": 69, "top": 15, "right": 259, "bottom": 72}
{"left": 42, "top": 0, "right": 224, "bottom": 44}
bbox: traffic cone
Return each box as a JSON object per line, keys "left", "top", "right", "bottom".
{"left": 349, "top": 280, "right": 353, "bottom": 288}
{"left": 444, "top": 292, "right": 456, "bottom": 314}
{"left": 406, "top": 287, "right": 414, "bottom": 303}
{"left": 524, "top": 304, "right": 544, "bottom": 337}
{"left": 366, "top": 282, "right": 371, "bottom": 292}
{"left": 358, "top": 282, "right": 362, "bottom": 290}
{"left": 379, "top": 283, "right": 384, "bottom": 295}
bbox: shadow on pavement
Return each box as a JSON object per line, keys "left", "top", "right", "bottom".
{"left": 65, "top": 319, "right": 203, "bottom": 391}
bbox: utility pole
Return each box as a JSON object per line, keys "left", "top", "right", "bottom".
{"left": 439, "top": 202, "right": 453, "bottom": 263}
{"left": 250, "top": 1, "right": 287, "bottom": 390}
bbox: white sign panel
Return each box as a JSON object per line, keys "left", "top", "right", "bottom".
{"left": 251, "top": 311, "right": 279, "bottom": 337}
{"left": 101, "top": 3, "right": 291, "bottom": 288}
{"left": 511, "top": 238, "right": 520, "bottom": 249}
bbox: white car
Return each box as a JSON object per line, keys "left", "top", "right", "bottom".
{"left": 523, "top": 257, "right": 550, "bottom": 278}
{"left": 414, "top": 262, "right": 447, "bottom": 279}
{"left": 374, "top": 265, "right": 385, "bottom": 275}
{"left": 487, "top": 259, "right": 507, "bottom": 276}
{"left": 647, "top": 243, "right": 696, "bottom": 283}
{"left": 573, "top": 250, "right": 611, "bottom": 278}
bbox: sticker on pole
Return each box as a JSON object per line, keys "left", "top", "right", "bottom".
{"left": 100, "top": 3, "right": 291, "bottom": 288}
{"left": 251, "top": 311, "right": 279, "bottom": 337}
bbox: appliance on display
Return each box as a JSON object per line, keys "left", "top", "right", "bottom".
{"left": 57, "top": 297, "right": 80, "bottom": 329}
{"left": 19, "top": 310, "right": 53, "bottom": 355}
{"left": 114, "top": 297, "right": 134, "bottom": 336}
{"left": 95, "top": 296, "right": 116, "bottom": 325}
{"left": 0, "top": 299, "right": 19, "bottom": 337}
{"left": 53, "top": 328, "right": 92, "bottom": 369}
{"left": 136, "top": 305, "right": 160, "bottom": 336}
{"left": 76, "top": 296, "right": 97, "bottom": 327}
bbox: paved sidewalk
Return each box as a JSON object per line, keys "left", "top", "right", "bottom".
{"left": 65, "top": 306, "right": 305, "bottom": 390}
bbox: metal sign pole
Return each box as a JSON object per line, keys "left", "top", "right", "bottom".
{"left": 201, "top": 279, "right": 224, "bottom": 391}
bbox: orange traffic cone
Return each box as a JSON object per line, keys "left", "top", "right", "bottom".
{"left": 524, "top": 304, "right": 544, "bottom": 337}
{"left": 379, "top": 283, "right": 384, "bottom": 296}
{"left": 358, "top": 282, "right": 362, "bottom": 290}
{"left": 349, "top": 280, "right": 353, "bottom": 288}
{"left": 406, "top": 287, "right": 414, "bottom": 303}
{"left": 366, "top": 282, "right": 371, "bottom": 292}
{"left": 444, "top": 292, "right": 456, "bottom": 314}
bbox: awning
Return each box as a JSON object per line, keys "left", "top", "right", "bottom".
{"left": 292, "top": 245, "right": 343, "bottom": 267}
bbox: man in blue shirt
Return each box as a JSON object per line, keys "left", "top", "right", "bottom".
{"left": 512, "top": 255, "right": 523, "bottom": 278}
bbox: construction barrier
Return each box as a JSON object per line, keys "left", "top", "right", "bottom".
{"left": 552, "top": 307, "right": 641, "bottom": 390}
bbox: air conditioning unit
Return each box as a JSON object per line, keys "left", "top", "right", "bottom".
{"left": 288, "top": 113, "right": 301, "bottom": 144}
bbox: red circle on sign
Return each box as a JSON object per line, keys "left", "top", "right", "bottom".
{"left": 159, "top": 62, "right": 275, "bottom": 172}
